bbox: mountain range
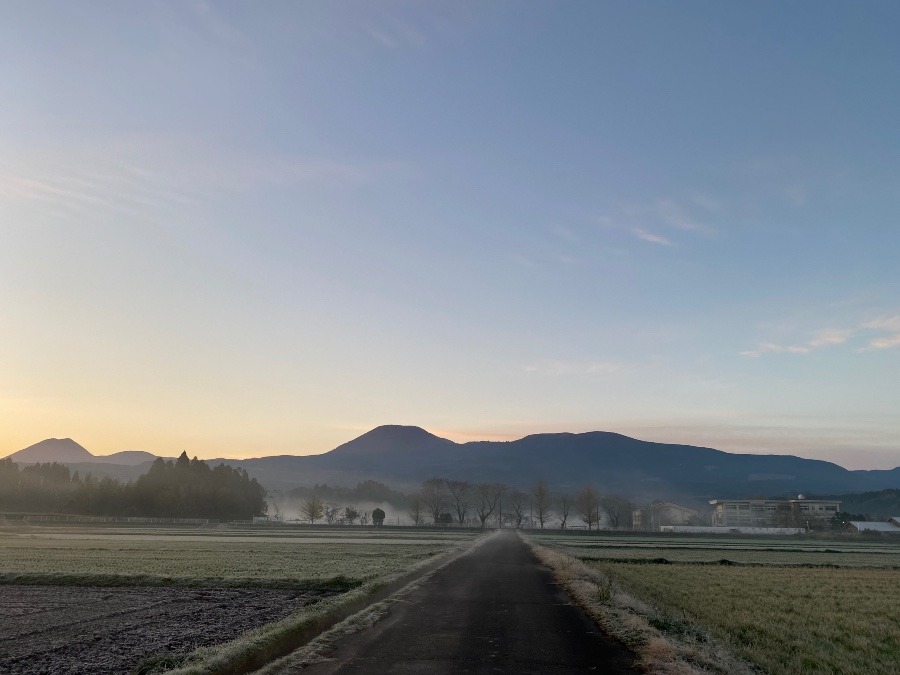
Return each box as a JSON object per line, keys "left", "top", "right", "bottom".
{"left": 9, "top": 438, "right": 159, "bottom": 466}
{"left": 6, "top": 426, "right": 900, "bottom": 502}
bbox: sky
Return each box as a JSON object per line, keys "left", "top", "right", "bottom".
{"left": 1, "top": 1, "right": 899, "bottom": 469}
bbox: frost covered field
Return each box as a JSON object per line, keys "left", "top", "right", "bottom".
{"left": 0, "top": 523, "right": 481, "bottom": 674}
{"left": 0, "top": 524, "right": 475, "bottom": 584}
{"left": 533, "top": 532, "right": 900, "bottom": 675}
{"left": 531, "top": 532, "right": 900, "bottom": 567}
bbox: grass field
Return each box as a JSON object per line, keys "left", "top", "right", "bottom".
{"left": 0, "top": 523, "right": 483, "bottom": 674}
{"left": 531, "top": 533, "right": 900, "bottom": 567}
{"left": 0, "top": 524, "right": 481, "bottom": 586}
{"left": 533, "top": 532, "right": 900, "bottom": 675}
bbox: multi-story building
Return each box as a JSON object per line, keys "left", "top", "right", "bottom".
{"left": 709, "top": 496, "right": 840, "bottom": 528}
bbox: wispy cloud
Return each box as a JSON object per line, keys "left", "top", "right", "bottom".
{"left": 808, "top": 328, "right": 855, "bottom": 348}
{"left": 742, "top": 315, "right": 900, "bottom": 356}
{"left": 366, "top": 14, "right": 428, "bottom": 50}
{"left": 656, "top": 199, "right": 715, "bottom": 234}
{"left": 865, "top": 334, "right": 900, "bottom": 350}
{"left": 369, "top": 28, "right": 399, "bottom": 49}
{"left": 740, "top": 343, "right": 810, "bottom": 358}
{"left": 865, "top": 315, "right": 900, "bottom": 332}
{"left": 0, "top": 138, "right": 406, "bottom": 221}
{"left": 600, "top": 195, "right": 719, "bottom": 250}
{"left": 632, "top": 228, "right": 675, "bottom": 247}
{"left": 859, "top": 315, "right": 900, "bottom": 351}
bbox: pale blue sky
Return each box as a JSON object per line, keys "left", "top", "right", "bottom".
{"left": 1, "top": 2, "right": 898, "bottom": 468}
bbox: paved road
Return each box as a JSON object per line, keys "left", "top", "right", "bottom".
{"left": 298, "top": 530, "right": 638, "bottom": 674}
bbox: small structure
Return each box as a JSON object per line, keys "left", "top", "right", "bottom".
{"left": 372, "top": 508, "right": 386, "bottom": 526}
{"left": 845, "top": 521, "right": 900, "bottom": 534}
{"left": 633, "top": 501, "right": 699, "bottom": 530}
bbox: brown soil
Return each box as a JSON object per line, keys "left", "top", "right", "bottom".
{"left": 0, "top": 584, "right": 332, "bottom": 674}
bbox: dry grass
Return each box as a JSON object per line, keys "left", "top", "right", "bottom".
{"left": 532, "top": 532, "right": 900, "bottom": 675}
{"left": 606, "top": 562, "right": 900, "bottom": 675}
{"left": 526, "top": 537, "right": 758, "bottom": 675}
{"left": 530, "top": 533, "right": 900, "bottom": 568}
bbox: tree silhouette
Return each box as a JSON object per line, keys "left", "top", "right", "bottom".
{"left": 0, "top": 456, "right": 265, "bottom": 519}
{"left": 532, "top": 480, "right": 550, "bottom": 530}
{"left": 576, "top": 485, "right": 601, "bottom": 530}
{"left": 475, "top": 482, "right": 506, "bottom": 528}
{"left": 301, "top": 493, "right": 324, "bottom": 524}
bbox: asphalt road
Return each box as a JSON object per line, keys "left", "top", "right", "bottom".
{"left": 299, "top": 530, "right": 638, "bottom": 674}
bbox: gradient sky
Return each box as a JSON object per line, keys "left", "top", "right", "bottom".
{"left": 2, "top": 2, "right": 899, "bottom": 469}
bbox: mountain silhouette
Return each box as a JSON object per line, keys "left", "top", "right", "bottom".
{"left": 7, "top": 426, "right": 899, "bottom": 500}
{"left": 92, "top": 450, "right": 159, "bottom": 465}
{"left": 229, "top": 425, "right": 900, "bottom": 499}
{"left": 7, "top": 438, "right": 94, "bottom": 464}
{"left": 5, "top": 440, "right": 156, "bottom": 466}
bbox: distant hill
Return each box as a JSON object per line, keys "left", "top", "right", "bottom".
{"left": 220, "top": 425, "right": 900, "bottom": 499}
{"left": 5, "top": 440, "right": 157, "bottom": 468}
{"left": 92, "top": 450, "right": 158, "bottom": 466}
{"left": 8, "top": 426, "right": 900, "bottom": 500}
{"left": 812, "top": 489, "right": 900, "bottom": 519}
{"left": 7, "top": 438, "right": 94, "bottom": 464}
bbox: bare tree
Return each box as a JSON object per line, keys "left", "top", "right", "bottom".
{"left": 421, "top": 478, "right": 447, "bottom": 525}
{"left": 447, "top": 480, "right": 471, "bottom": 525}
{"left": 575, "top": 485, "right": 600, "bottom": 530}
{"left": 323, "top": 503, "right": 339, "bottom": 525}
{"left": 475, "top": 482, "right": 506, "bottom": 528}
{"left": 359, "top": 511, "right": 370, "bottom": 526}
{"left": 300, "top": 493, "right": 324, "bottom": 524}
{"left": 599, "top": 495, "right": 634, "bottom": 530}
{"left": 532, "top": 481, "right": 550, "bottom": 530}
{"left": 407, "top": 492, "right": 424, "bottom": 526}
{"left": 268, "top": 490, "right": 283, "bottom": 520}
{"left": 509, "top": 490, "right": 528, "bottom": 528}
{"left": 557, "top": 494, "right": 571, "bottom": 530}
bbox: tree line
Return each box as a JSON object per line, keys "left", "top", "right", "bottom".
{"left": 0, "top": 453, "right": 266, "bottom": 520}
{"left": 262, "top": 480, "right": 406, "bottom": 525}
{"left": 403, "top": 478, "right": 635, "bottom": 529}
{"left": 286, "top": 478, "right": 635, "bottom": 529}
{"left": 294, "top": 494, "right": 377, "bottom": 525}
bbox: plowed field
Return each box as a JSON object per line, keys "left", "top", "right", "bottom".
{"left": 0, "top": 585, "right": 331, "bottom": 674}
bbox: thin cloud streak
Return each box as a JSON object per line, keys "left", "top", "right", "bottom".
{"left": 632, "top": 228, "right": 675, "bottom": 247}
{"left": 740, "top": 343, "right": 810, "bottom": 358}
{"left": 0, "top": 139, "right": 409, "bottom": 222}
{"left": 860, "top": 315, "right": 900, "bottom": 351}
{"left": 808, "top": 328, "right": 855, "bottom": 348}
{"left": 656, "top": 199, "right": 714, "bottom": 234}
{"left": 742, "top": 315, "right": 900, "bottom": 356}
